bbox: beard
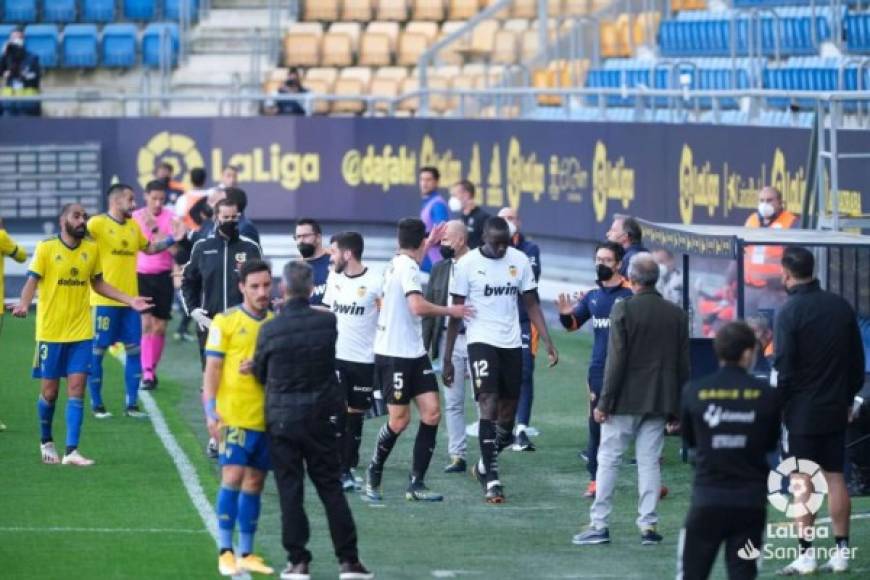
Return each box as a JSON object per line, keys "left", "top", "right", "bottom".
{"left": 66, "top": 222, "right": 86, "bottom": 239}
{"left": 333, "top": 259, "right": 346, "bottom": 274}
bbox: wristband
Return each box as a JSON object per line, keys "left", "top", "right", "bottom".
{"left": 204, "top": 398, "right": 218, "bottom": 421}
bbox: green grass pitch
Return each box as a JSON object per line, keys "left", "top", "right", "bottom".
{"left": 1, "top": 315, "right": 868, "bottom": 579}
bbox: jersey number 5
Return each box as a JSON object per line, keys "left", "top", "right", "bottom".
{"left": 393, "top": 372, "right": 404, "bottom": 391}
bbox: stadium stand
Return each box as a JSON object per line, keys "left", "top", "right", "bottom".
{"left": 62, "top": 23, "right": 98, "bottom": 68}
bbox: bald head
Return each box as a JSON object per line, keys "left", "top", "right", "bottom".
{"left": 441, "top": 219, "right": 469, "bottom": 258}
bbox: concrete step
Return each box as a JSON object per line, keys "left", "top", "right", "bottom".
{"left": 211, "top": 0, "right": 272, "bottom": 9}
{"left": 197, "top": 8, "right": 275, "bottom": 30}
{"left": 171, "top": 53, "right": 272, "bottom": 85}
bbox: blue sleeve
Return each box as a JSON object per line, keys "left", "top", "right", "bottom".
{"left": 430, "top": 200, "right": 449, "bottom": 225}
{"left": 572, "top": 293, "right": 592, "bottom": 326}
{"left": 529, "top": 244, "right": 541, "bottom": 282}
{"left": 241, "top": 219, "right": 260, "bottom": 245}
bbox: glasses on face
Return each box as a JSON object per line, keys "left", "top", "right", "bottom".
{"left": 294, "top": 232, "right": 317, "bottom": 241}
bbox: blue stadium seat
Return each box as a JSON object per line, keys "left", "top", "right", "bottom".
{"left": 3, "top": 0, "right": 36, "bottom": 22}
{"left": 123, "top": 0, "right": 156, "bottom": 20}
{"left": 82, "top": 0, "right": 116, "bottom": 22}
{"left": 163, "top": 0, "right": 198, "bottom": 21}
{"left": 142, "top": 22, "right": 179, "bottom": 68}
{"left": 846, "top": 13, "right": 870, "bottom": 53}
{"left": 0, "top": 24, "right": 15, "bottom": 46}
{"left": 63, "top": 24, "right": 98, "bottom": 68}
{"left": 43, "top": 0, "right": 77, "bottom": 22}
{"left": 102, "top": 23, "right": 137, "bottom": 68}
{"left": 23, "top": 24, "right": 59, "bottom": 68}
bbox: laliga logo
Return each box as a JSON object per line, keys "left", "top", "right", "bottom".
{"left": 137, "top": 131, "right": 205, "bottom": 191}
{"left": 767, "top": 457, "right": 828, "bottom": 518}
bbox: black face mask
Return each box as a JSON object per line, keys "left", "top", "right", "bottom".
{"left": 297, "top": 242, "right": 316, "bottom": 259}
{"left": 596, "top": 264, "right": 614, "bottom": 282}
{"left": 440, "top": 245, "right": 456, "bottom": 260}
{"left": 218, "top": 220, "right": 239, "bottom": 240}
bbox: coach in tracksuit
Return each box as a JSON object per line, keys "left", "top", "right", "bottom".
{"left": 181, "top": 197, "right": 262, "bottom": 366}
{"left": 557, "top": 241, "right": 632, "bottom": 498}
{"left": 678, "top": 321, "right": 782, "bottom": 580}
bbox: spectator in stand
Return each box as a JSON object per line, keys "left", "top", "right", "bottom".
{"left": 606, "top": 215, "right": 647, "bottom": 278}
{"left": 276, "top": 68, "right": 307, "bottom": 116}
{"left": 0, "top": 30, "right": 41, "bottom": 117}
{"left": 175, "top": 167, "right": 209, "bottom": 232}
{"left": 652, "top": 249, "right": 682, "bottom": 306}
{"left": 448, "top": 180, "right": 489, "bottom": 250}
{"left": 154, "top": 162, "right": 186, "bottom": 206}
{"left": 419, "top": 166, "right": 448, "bottom": 273}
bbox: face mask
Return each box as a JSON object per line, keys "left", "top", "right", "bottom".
{"left": 507, "top": 221, "right": 517, "bottom": 237}
{"left": 218, "top": 220, "right": 239, "bottom": 240}
{"left": 596, "top": 264, "right": 614, "bottom": 282}
{"left": 658, "top": 263, "right": 668, "bottom": 279}
{"left": 440, "top": 245, "right": 456, "bottom": 260}
{"left": 297, "top": 242, "right": 316, "bottom": 259}
{"left": 758, "top": 202, "right": 775, "bottom": 219}
{"left": 10, "top": 37, "right": 23, "bottom": 47}
{"left": 448, "top": 196, "right": 463, "bottom": 213}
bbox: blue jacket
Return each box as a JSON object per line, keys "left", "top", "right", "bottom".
{"left": 513, "top": 233, "right": 540, "bottom": 325}
{"left": 619, "top": 243, "right": 648, "bottom": 277}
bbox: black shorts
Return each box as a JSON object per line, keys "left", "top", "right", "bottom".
{"left": 375, "top": 354, "right": 438, "bottom": 406}
{"left": 467, "top": 343, "right": 523, "bottom": 401}
{"left": 679, "top": 504, "right": 765, "bottom": 580}
{"left": 137, "top": 272, "right": 174, "bottom": 320}
{"left": 787, "top": 431, "right": 846, "bottom": 473}
{"left": 336, "top": 359, "right": 375, "bottom": 411}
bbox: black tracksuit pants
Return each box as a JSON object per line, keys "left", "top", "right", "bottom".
{"left": 678, "top": 504, "right": 765, "bottom": 580}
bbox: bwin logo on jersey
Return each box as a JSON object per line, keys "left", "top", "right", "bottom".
{"left": 484, "top": 284, "right": 519, "bottom": 297}
{"left": 333, "top": 302, "right": 365, "bottom": 316}
{"left": 591, "top": 317, "right": 610, "bottom": 329}
{"left": 313, "top": 283, "right": 327, "bottom": 296}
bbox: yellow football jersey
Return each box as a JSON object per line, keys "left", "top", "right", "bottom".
{"left": 0, "top": 229, "right": 28, "bottom": 316}
{"left": 87, "top": 214, "right": 148, "bottom": 307}
{"left": 28, "top": 237, "right": 102, "bottom": 342}
{"left": 205, "top": 306, "right": 273, "bottom": 431}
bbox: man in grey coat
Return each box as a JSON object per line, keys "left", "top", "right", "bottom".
{"left": 573, "top": 252, "right": 689, "bottom": 547}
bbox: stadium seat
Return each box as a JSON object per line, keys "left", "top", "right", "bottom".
{"left": 43, "top": 0, "right": 77, "bottom": 22}
{"left": 413, "top": 0, "right": 444, "bottom": 21}
{"left": 3, "top": 0, "right": 37, "bottom": 22}
{"left": 846, "top": 13, "right": 870, "bottom": 54}
{"left": 406, "top": 21, "right": 439, "bottom": 43}
{"left": 398, "top": 31, "right": 429, "bottom": 65}
{"left": 438, "top": 20, "right": 467, "bottom": 65}
{"left": 367, "top": 21, "right": 400, "bottom": 51}
{"left": 360, "top": 32, "right": 392, "bottom": 66}
{"left": 164, "top": 0, "right": 199, "bottom": 21}
{"left": 378, "top": 0, "right": 408, "bottom": 21}
{"left": 333, "top": 67, "right": 372, "bottom": 113}
{"left": 321, "top": 32, "right": 354, "bottom": 66}
{"left": 303, "top": 67, "right": 339, "bottom": 114}
{"left": 142, "top": 23, "right": 179, "bottom": 68}
{"left": 283, "top": 32, "right": 320, "bottom": 67}
{"left": 62, "top": 24, "right": 98, "bottom": 68}
{"left": 369, "top": 75, "right": 401, "bottom": 113}
{"left": 329, "top": 22, "right": 362, "bottom": 52}
{"left": 305, "top": 66, "right": 340, "bottom": 86}
{"left": 102, "top": 23, "right": 137, "bottom": 67}
{"left": 491, "top": 29, "right": 518, "bottom": 65}
{"left": 0, "top": 23, "right": 15, "bottom": 46}
{"left": 124, "top": 0, "right": 156, "bottom": 20}
{"left": 304, "top": 0, "right": 339, "bottom": 21}
{"left": 23, "top": 24, "right": 59, "bottom": 68}
{"left": 448, "top": 0, "right": 479, "bottom": 21}
{"left": 503, "top": 19, "right": 529, "bottom": 33}
{"left": 289, "top": 22, "right": 324, "bottom": 37}
{"left": 342, "top": 0, "right": 373, "bottom": 22}
{"left": 82, "top": 0, "right": 116, "bottom": 22}
{"left": 512, "top": 0, "right": 537, "bottom": 19}
{"left": 470, "top": 19, "right": 498, "bottom": 53}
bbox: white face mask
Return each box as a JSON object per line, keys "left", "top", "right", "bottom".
{"left": 448, "top": 196, "right": 462, "bottom": 213}
{"left": 506, "top": 220, "right": 517, "bottom": 237}
{"left": 758, "top": 202, "right": 775, "bottom": 219}
{"left": 658, "top": 262, "right": 668, "bottom": 279}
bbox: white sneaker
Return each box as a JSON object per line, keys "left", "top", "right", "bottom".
{"left": 465, "top": 421, "right": 479, "bottom": 438}
{"left": 819, "top": 549, "right": 850, "bottom": 573}
{"left": 40, "top": 441, "right": 60, "bottom": 464}
{"left": 778, "top": 552, "right": 817, "bottom": 575}
{"left": 61, "top": 449, "right": 95, "bottom": 467}
{"left": 524, "top": 426, "right": 540, "bottom": 437}
{"left": 93, "top": 406, "right": 112, "bottom": 419}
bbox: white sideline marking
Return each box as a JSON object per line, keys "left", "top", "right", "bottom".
{"left": 0, "top": 526, "right": 207, "bottom": 534}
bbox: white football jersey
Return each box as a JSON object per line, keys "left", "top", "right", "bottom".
{"left": 450, "top": 247, "right": 536, "bottom": 348}
{"left": 322, "top": 267, "right": 383, "bottom": 364}
{"left": 374, "top": 254, "right": 426, "bottom": 359}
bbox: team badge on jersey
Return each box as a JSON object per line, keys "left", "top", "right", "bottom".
{"left": 70, "top": 267, "right": 79, "bottom": 277}
{"left": 235, "top": 252, "right": 248, "bottom": 263}
{"left": 508, "top": 265, "right": 518, "bottom": 277}
{"left": 357, "top": 286, "right": 367, "bottom": 298}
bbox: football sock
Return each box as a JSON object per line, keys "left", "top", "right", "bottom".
{"left": 346, "top": 413, "right": 364, "bottom": 469}
{"left": 371, "top": 423, "right": 399, "bottom": 469}
{"left": 835, "top": 536, "right": 849, "bottom": 550}
{"left": 65, "top": 396, "right": 84, "bottom": 451}
{"left": 37, "top": 396, "right": 55, "bottom": 443}
{"left": 799, "top": 539, "right": 813, "bottom": 555}
{"left": 124, "top": 344, "right": 142, "bottom": 408}
{"left": 141, "top": 335, "right": 154, "bottom": 381}
{"left": 89, "top": 349, "right": 105, "bottom": 410}
{"left": 496, "top": 422, "right": 514, "bottom": 454}
{"left": 152, "top": 334, "right": 166, "bottom": 374}
{"left": 479, "top": 419, "right": 498, "bottom": 481}
{"left": 216, "top": 486, "right": 240, "bottom": 551}
{"left": 411, "top": 422, "right": 438, "bottom": 482}
{"left": 238, "top": 491, "right": 262, "bottom": 556}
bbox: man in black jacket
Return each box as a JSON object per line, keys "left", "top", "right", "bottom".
{"left": 774, "top": 246, "right": 865, "bottom": 575}
{"left": 678, "top": 321, "right": 782, "bottom": 580}
{"left": 254, "top": 261, "right": 372, "bottom": 580}
{"left": 180, "top": 198, "right": 262, "bottom": 366}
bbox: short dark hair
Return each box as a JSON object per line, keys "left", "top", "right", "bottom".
{"left": 622, "top": 216, "right": 642, "bottom": 244}
{"left": 215, "top": 198, "right": 239, "bottom": 214}
{"left": 190, "top": 168, "right": 207, "bottom": 187}
{"left": 60, "top": 202, "right": 84, "bottom": 219}
{"left": 419, "top": 166, "right": 440, "bottom": 181}
{"left": 332, "top": 231, "right": 364, "bottom": 261}
{"left": 239, "top": 259, "right": 271, "bottom": 283}
{"left": 397, "top": 217, "right": 427, "bottom": 250}
{"left": 454, "top": 179, "right": 475, "bottom": 196}
{"left": 159, "top": 161, "right": 174, "bottom": 173}
{"left": 283, "top": 260, "right": 313, "bottom": 298}
{"left": 483, "top": 216, "right": 510, "bottom": 236}
{"left": 106, "top": 183, "right": 133, "bottom": 199}
{"left": 145, "top": 180, "right": 166, "bottom": 193}
{"left": 781, "top": 246, "right": 814, "bottom": 280}
{"left": 595, "top": 240, "right": 625, "bottom": 263}
{"left": 295, "top": 217, "right": 322, "bottom": 235}
{"left": 224, "top": 187, "right": 248, "bottom": 213}
{"left": 714, "top": 321, "right": 758, "bottom": 364}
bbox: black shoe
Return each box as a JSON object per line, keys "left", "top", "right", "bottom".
{"left": 405, "top": 477, "right": 443, "bottom": 502}
{"left": 364, "top": 464, "right": 383, "bottom": 501}
{"left": 471, "top": 461, "right": 486, "bottom": 490}
{"left": 484, "top": 482, "right": 506, "bottom": 504}
{"left": 339, "top": 560, "right": 374, "bottom": 580}
{"left": 444, "top": 456, "right": 467, "bottom": 473}
{"left": 93, "top": 405, "right": 112, "bottom": 419}
{"left": 140, "top": 378, "right": 156, "bottom": 391}
{"left": 512, "top": 430, "right": 536, "bottom": 452}
{"left": 640, "top": 528, "right": 663, "bottom": 545}
{"left": 340, "top": 470, "right": 360, "bottom": 492}
{"left": 280, "top": 561, "right": 311, "bottom": 580}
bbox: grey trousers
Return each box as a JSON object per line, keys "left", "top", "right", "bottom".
{"left": 440, "top": 333, "right": 470, "bottom": 459}
{"left": 590, "top": 414, "right": 666, "bottom": 531}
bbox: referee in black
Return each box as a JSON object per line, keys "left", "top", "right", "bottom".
{"left": 253, "top": 261, "right": 373, "bottom": 580}
{"left": 678, "top": 321, "right": 782, "bottom": 580}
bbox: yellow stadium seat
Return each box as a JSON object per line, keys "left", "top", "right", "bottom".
{"left": 329, "top": 22, "right": 362, "bottom": 52}
{"left": 438, "top": 21, "right": 468, "bottom": 65}
{"left": 332, "top": 79, "right": 368, "bottom": 114}
{"left": 374, "top": 66, "right": 409, "bottom": 80}
{"left": 448, "top": 0, "right": 479, "bottom": 20}
{"left": 360, "top": 32, "right": 392, "bottom": 66}
{"left": 633, "top": 11, "right": 661, "bottom": 47}
{"left": 369, "top": 76, "right": 401, "bottom": 113}
{"left": 502, "top": 19, "right": 529, "bottom": 34}
{"left": 284, "top": 33, "right": 321, "bottom": 67}
{"left": 378, "top": 0, "right": 409, "bottom": 21}
{"left": 287, "top": 22, "right": 324, "bottom": 37}
{"left": 511, "top": 0, "right": 536, "bottom": 19}
{"left": 367, "top": 21, "right": 401, "bottom": 51}
{"left": 563, "top": 0, "right": 590, "bottom": 16}
{"left": 322, "top": 33, "right": 354, "bottom": 66}
{"left": 483, "top": 0, "right": 509, "bottom": 19}
{"left": 413, "top": 0, "right": 445, "bottom": 21}
{"left": 342, "top": 0, "right": 373, "bottom": 21}
{"left": 406, "top": 21, "right": 440, "bottom": 43}
{"left": 397, "top": 76, "right": 420, "bottom": 112}
{"left": 398, "top": 31, "right": 430, "bottom": 65}
{"left": 548, "top": 0, "right": 563, "bottom": 16}
{"left": 491, "top": 30, "right": 518, "bottom": 65}
{"left": 299, "top": 78, "right": 332, "bottom": 114}
{"left": 305, "top": 67, "right": 340, "bottom": 86}
{"left": 304, "top": 0, "right": 340, "bottom": 21}
{"left": 470, "top": 19, "right": 499, "bottom": 53}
